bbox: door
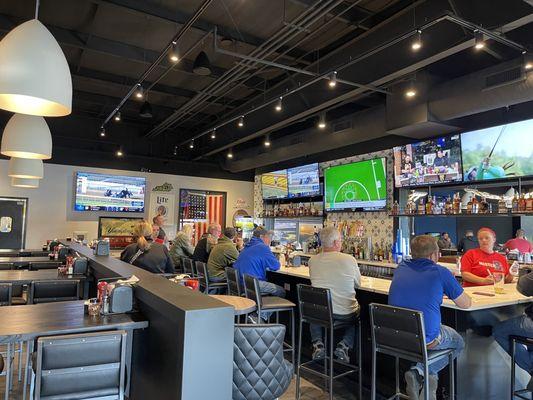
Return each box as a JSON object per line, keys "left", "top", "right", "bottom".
{"left": 0, "top": 197, "right": 28, "bottom": 249}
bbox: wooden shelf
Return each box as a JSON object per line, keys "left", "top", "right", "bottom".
{"left": 389, "top": 212, "right": 533, "bottom": 218}
{"left": 263, "top": 195, "right": 323, "bottom": 205}
{"left": 259, "top": 215, "right": 324, "bottom": 219}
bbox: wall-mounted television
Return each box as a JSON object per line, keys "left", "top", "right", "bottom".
{"left": 261, "top": 169, "right": 288, "bottom": 199}
{"left": 393, "top": 134, "right": 463, "bottom": 187}
{"left": 74, "top": 172, "right": 146, "bottom": 212}
{"left": 324, "top": 158, "right": 387, "bottom": 212}
{"left": 461, "top": 119, "right": 533, "bottom": 182}
{"left": 287, "top": 163, "right": 320, "bottom": 198}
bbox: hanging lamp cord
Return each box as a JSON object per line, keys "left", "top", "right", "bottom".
{"left": 35, "top": 0, "right": 40, "bottom": 19}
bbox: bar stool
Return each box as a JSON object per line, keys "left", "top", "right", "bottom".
{"left": 369, "top": 303, "right": 456, "bottom": 400}
{"left": 511, "top": 335, "right": 533, "bottom": 400}
{"left": 225, "top": 267, "right": 242, "bottom": 296}
{"left": 295, "top": 284, "right": 362, "bottom": 400}
{"left": 243, "top": 274, "right": 295, "bottom": 367}
{"left": 182, "top": 258, "right": 195, "bottom": 277}
{"left": 196, "top": 261, "right": 226, "bottom": 294}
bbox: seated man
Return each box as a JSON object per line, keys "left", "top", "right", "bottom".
{"left": 234, "top": 226, "right": 284, "bottom": 297}
{"left": 207, "top": 227, "right": 239, "bottom": 283}
{"left": 389, "top": 235, "right": 471, "bottom": 400}
{"left": 308, "top": 226, "right": 361, "bottom": 364}
{"left": 493, "top": 269, "right": 533, "bottom": 391}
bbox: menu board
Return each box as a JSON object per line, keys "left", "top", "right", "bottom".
{"left": 287, "top": 163, "right": 320, "bottom": 198}
{"left": 261, "top": 170, "right": 288, "bottom": 199}
{"left": 461, "top": 119, "right": 533, "bottom": 182}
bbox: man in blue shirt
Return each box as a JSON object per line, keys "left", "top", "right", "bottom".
{"left": 234, "top": 227, "right": 285, "bottom": 297}
{"left": 389, "top": 235, "right": 471, "bottom": 400}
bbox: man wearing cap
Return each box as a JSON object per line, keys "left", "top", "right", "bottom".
{"left": 234, "top": 226, "right": 285, "bottom": 297}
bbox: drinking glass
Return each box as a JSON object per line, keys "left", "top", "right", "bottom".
{"left": 493, "top": 272, "right": 505, "bottom": 294}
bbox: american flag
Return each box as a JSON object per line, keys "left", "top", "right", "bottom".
{"left": 192, "top": 194, "right": 225, "bottom": 244}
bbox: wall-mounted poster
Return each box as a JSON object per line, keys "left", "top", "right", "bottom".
{"left": 149, "top": 192, "right": 175, "bottom": 227}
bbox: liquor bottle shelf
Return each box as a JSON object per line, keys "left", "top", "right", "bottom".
{"left": 259, "top": 215, "right": 324, "bottom": 219}
{"left": 389, "top": 212, "right": 533, "bottom": 218}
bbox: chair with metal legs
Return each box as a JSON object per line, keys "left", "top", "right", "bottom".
{"left": 295, "top": 284, "right": 362, "bottom": 400}
{"left": 182, "top": 258, "right": 195, "bottom": 277}
{"left": 196, "top": 261, "right": 226, "bottom": 294}
{"left": 225, "top": 267, "right": 242, "bottom": 296}
{"left": 510, "top": 335, "right": 533, "bottom": 400}
{"left": 243, "top": 274, "right": 295, "bottom": 367}
{"left": 369, "top": 303, "right": 456, "bottom": 400}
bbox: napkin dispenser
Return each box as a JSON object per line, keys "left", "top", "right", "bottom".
{"left": 72, "top": 257, "right": 88, "bottom": 274}
{"left": 109, "top": 284, "right": 133, "bottom": 314}
{"left": 94, "top": 240, "right": 110, "bottom": 256}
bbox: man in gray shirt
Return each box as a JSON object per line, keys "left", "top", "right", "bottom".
{"left": 308, "top": 226, "right": 361, "bottom": 363}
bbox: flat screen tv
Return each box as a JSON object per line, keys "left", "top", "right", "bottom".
{"left": 261, "top": 169, "right": 288, "bottom": 199}
{"left": 324, "top": 158, "right": 387, "bottom": 212}
{"left": 393, "top": 134, "right": 463, "bottom": 187}
{"left": 461, "top": 119, "right": 533, "bottom": 182}
{"left": 287, "top": 163, "right": 321, "bottom": 198}
{"left": 74, "top": 172, "right": 146, "bottom": 212}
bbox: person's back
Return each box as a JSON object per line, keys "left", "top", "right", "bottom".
{"left": 389, "top": 258, "right": 462, "bottom": 342}
{"left": 309, "top": 251, "right": 360, "bottom": 315}
{"left": 234, "top": 236, "right": 279, "bottom": 282}
{"left": 504, "top": 230, "right": 532, "bottom": 253}
{"left": 207, "top": 228, "right": 239, "bottom": 280}
{"left": 121, "top": 241, "right": 174, "bottom": 274}
{"left": 169, "top": 229, "right": 194, "bottom": 266}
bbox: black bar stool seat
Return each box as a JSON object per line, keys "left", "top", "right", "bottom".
{"left": 262, "top": 296, "right": 296, "bottom": 310}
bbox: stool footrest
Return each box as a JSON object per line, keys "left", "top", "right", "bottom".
{"left": 299, "top": 361, "right": 358, "bottom": 381}
{"left": 385, "top": 393, "right": 410, "bottom": 400}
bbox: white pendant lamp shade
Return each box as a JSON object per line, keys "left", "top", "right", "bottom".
{"left": 1, "top": 114, "right": 52, "bottom": 159}
{"left": 11, "top": 177, "right": 39, "bottom": 188}
{"left": 0, "top": 19, "right": 72, "bottom": 117}
{"left": 8, "top": 157, "right": 44, "bottom": 179}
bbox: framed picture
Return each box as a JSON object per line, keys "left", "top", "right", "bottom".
{"left": 98, "top": 216, "right": 144, "bottom": 249}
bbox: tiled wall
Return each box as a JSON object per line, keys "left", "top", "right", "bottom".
{"left": 253, "top": 149, "right": 395, "bottom": 244}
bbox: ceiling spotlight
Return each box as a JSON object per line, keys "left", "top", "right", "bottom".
{"left": 237, "top": 116, "right": 244, "bottom": 127}
{"left": 220, "top": 37, "right": 234, "bottom": 46}
{"left": 474, "top": 30, "right": 485, "bottom": 50}
{"left": 211, "top": 129, "right": 216, "bottom": 139}
{"left": 139, "top": 101, "right": 153, "bottom": 118}
{"left": 116, "top": 149, "right": 123, "bottom": 157}
{"left": 328, "top": 71, "right": 337, "bottom": 88}
{"left": 411, "top": 30, "right": 422, "bottom": 51}
{"left": 318, "top": 113, "right": 326, "bottom": 129}
{"left": 405, "top": 86, "right": 417, "bottom": 98}
{"left": 275, "top": 97, "right": 283, "bottom": 112}
{"left": 189, "top": 140, "right": 194, "bottom": 149}
{"left": 227, "top": 148, "right": 234, "bottom": 159}
{"left": 264, "top": 135, "right": 271, "bottom": 147}
{"left": 114, "top": 111, "right": 121, "bottom": 122}
{"left": 169, "top": 42, "right": 179, "bottom": 63}
{"left": 99, "top": 127, "right": 106, "bottom": 137}
{"left": 193, "top": 51, "right": 212, "bottom": 76}
{"left": 524, "top": 52, "right": 533, "bottom": 70}
{"left": 135, "top": 84, "right": 144, "bottom": 99}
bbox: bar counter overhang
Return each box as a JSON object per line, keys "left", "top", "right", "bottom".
{"left": 268, "top": 265, "right": 533, "bottom": 400}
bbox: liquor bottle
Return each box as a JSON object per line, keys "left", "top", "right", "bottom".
{"left": 445, "top": 196, "right": 453, "bottom": 215}
{"left": 498, "top": 198, "right": 507, "bottom": 214}
{"left": 418, "top": 198, "right": 426, "bottom": 214}
{"left": 480, "top": 197, "right": 489, "bottom": 214}
{"left": 526, "top": 195, "right": 533, "bottom": 212}
{"left": 453, "top": 193, "right": 461, "bottom": 214}
{"left": 519, "top": 193, "right": 527, "bottom": 212}
{"left": 512, "top": 193, "right": 519, "bottom": 213}
{"left": 472, "top": 196, "right": 479, "bottom": 214}
{"left": 406, "top": 199, "right": 415, "bottom": 214}
{"left": 425, "top": 196, "right": 433, "bottom": 215}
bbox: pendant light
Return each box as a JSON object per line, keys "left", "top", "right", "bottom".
{"left": 11, "top": 177, "right": 39, "bottom": 188}
{"left": 8, "top": 157, "right": 44, "bottom": 179}
{"left": 0, "top": 18, "right": 72, "bottom": 116}
{"left": 193, "top": 51, "right": 212, "bottom": 76}
{"left": 1, "top": 113, "right": 52, "bottom": 159}
{"left": 139, "top": 101, "right": 153, "bottom": 118}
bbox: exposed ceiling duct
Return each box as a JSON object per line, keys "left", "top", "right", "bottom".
{"left": 227, "top": 57, "right": 533, "bottom": 172}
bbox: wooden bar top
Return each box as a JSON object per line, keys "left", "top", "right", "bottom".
{"left": 0, "top": 300, "right": 148, "bottom": 344}
{"left": 0, "top": 270, "right": 87, "bottom": 284}
{"left": 273, "top": 266, "right": 532, "bottom": 311}
{"left": 0, "top": 257, "right": 55, "bottom": 265}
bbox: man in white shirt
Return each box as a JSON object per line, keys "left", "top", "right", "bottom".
{"left": 308, "top": 226, "right": 361, "bottom": 363}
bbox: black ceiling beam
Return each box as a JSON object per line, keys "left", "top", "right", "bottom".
{"left": 289, "top": 0, "right": 373, "bottom": 29}
{"left": 71, "top": 65, "right": 244, "bottom": 110}
{"left": 0, "top": 14, "right": 266, "bottom": 92}
{"left": 94, "top": 0, "right": 310, "bottom": 64}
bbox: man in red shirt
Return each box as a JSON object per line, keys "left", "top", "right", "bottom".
{"left": 461, "top": 227, "right": 513, "bottom": 287}
{"left": 504, "top": 229, "right": 532, "bottom": 253}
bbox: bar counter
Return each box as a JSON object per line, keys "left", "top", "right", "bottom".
{"left": 268, "top": 264, "right": 533, "bottom": 400}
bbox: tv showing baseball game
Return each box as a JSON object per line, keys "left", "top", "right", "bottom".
{"left": 261, "top": 169, "right": 288, "bottom": 199}
{"left": 393, "top": 134, "right": 463, "bottom": 188}
{"left": 324, "top": 158, "right": 387, "bottom": 212}
{"left": 74, "top": 172, "right": 146, "bottom": 212}
{"left": 287, "top": 163, "right": 320, "bottom": 198}
{"left": 461, "top": 119, "right": 533, "bottom": 182}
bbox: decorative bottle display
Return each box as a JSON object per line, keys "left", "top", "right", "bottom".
{"left": 445, "top": 196, "right": 453, "bottom": 215}
{"left": 417, "top": 198, "right": 426, "bottom": 215}
{"left": 425, "top": 196, "right": 433, "bottom": 215}
{"left": 519, "top": 193, "right": 527, "bottom": 212}
{"left": 471, "top": 196, "right": 479, "bottom": 214}
{"left": 466, "top": 196, "right": 473, "bottom": 214}
{"left": 498, "top": 197, "right": 507, "bottom": 214}
{"left": 453, "top": 193, "right": 461, "bottom": 214}
{"left": 512, "top": 193, "right": 519, "bottom": 213}
{"left": 526, "top": 194, "right": 533, "bottom": 212}
{"left": 406, "top": 198, "right": 416, "bottom": 214}
{"left": 479, "top": 197, "right": 489, "bottom": 214}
